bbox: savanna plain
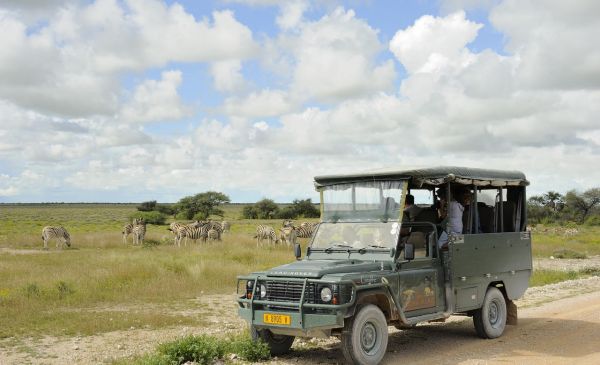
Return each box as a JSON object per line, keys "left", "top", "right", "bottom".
{"left": 1, "top": 204, "right": 600, "bottom": 364}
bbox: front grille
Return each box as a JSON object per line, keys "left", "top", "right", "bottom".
{"left": 265, "top": 281, "right": 316, "bottom": 303}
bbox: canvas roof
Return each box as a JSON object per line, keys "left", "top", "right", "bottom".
{"left": 314, "top": 166, "right": 529, "bottom": 188}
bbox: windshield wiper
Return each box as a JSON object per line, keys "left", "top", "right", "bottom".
{"left": 366, "top": 245, "right": 389, "bottom": 249}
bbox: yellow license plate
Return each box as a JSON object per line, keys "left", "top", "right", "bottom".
{"left": 263, "top": 313, "right": 291, "bottom": 326}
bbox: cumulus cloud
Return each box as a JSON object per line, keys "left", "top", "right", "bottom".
{"left": 210, "top": 60, "right": 247, "bottom": 93}
{"left": 223, "top": 89, "right": 295, "bottom": 118}
{"left": 119, "top": 70, "right": 191, "bottom": 124}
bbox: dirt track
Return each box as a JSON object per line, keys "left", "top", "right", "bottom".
{"left": 1, "top": 276, "right": 600, "bottom": 364}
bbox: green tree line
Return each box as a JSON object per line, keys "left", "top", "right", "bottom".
{"left": 528, "top": 188, "right": 600, "bottom": 225}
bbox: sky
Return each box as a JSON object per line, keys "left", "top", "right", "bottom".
{"left": 0, "top": 0, "right": 599, "bottom": 203}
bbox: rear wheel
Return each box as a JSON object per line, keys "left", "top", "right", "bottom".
{"left": 473, "top": 287, "right": 507, "bottom": 339}
{"left": 341, "top": 305, "right": 388, "bottom": 365}
{"left": 250, "top": 326, "right": 295, "bottom": 356}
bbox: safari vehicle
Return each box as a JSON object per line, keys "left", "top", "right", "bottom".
{"left": 237, "top": 166, "right": 532, "bottom": 365}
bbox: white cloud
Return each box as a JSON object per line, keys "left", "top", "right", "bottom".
{"left": 223, "top": 89, "right": 295, "bottom": 118}
{"left": 210, "top": 60, "right": 247, "bottom": 93}
{"left": 389, "top": 11, "right": 482, "bottom": 75}
{"left": 276, "top": 0, "right": 308, "bottom": 30}
{"left": 119, "top": 70, "right": 191, "bottom": 124}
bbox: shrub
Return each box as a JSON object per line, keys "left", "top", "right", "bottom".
{"left": 552, "top": 249, "right": 587, "bottom": 259}
{"left": 137, "top": 200, "right": 157, "bottom": 212}
{"left": 129, "top": 211, "right": 167, "bottom": 225}
{"left": 156, "top": 204, "right": 176, "bottom": 216}
{"left": 157, "top": 335, "right": 226, "bottom": 365}
{"left": 25, "top": 283, "right": 41, "bottom": 298}
{"left": 56, "top": 281, "right": 75, "bottom": 299}
{"left": 584, "top": 215, "right": 600, "bottom": 226}
{"left": 228, "top": 334, "right": 270, "bottom": 362}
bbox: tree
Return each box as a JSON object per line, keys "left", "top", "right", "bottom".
{"left": 289, "top": 198, "right": 320, "bottom": 218}
{"left": 242, "top": 199, "right": 280, "bottom": 219}
{"left": 542, "top": 191, "right": 564, "bottom": 212}
{"left": 137, "top": 200, "right": 157, "bottom": 212}
{"left": 564, "top": 188, "right": 600, "bottom": 224}
{"left": 175, "top": 191, "right": 230, "bottom": 220}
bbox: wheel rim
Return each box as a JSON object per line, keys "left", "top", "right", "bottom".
{"left": 360, "top": 321, "right": 378, "bottom": 353}
{"left": 488, "top": 299, "right": 500, "bottom": 327}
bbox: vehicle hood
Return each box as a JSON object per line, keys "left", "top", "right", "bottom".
{"left": 265, "top": 259, "right": 385, "bottom": 278}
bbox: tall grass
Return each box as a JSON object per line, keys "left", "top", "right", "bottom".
{"left": 531, "top": 225, "right": 600, "bottom": 257}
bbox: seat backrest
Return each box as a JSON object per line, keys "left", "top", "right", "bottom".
{"left": 495, "top": 201, "right": 516, "bottom": 232}
{"left": 411, "top": 208, "right": 438, "bottom": 233}
{"left": 407, "top": 231, "right": 427, "bottom": 258}
{"left": 477, "top": 202, "right": 494, "bottom": 233}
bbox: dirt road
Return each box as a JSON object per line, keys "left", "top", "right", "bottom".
{"left": 2, "top": 277, "right": 599, "bottom": 364}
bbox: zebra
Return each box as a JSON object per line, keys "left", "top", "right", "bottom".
{"left": 122, "top": 218, "right": 142, "bottom": 244}
{"left": 41, "top": 226, "right": 71, "bottom": 250}
{"left": 254, "top": 225, "right": 280, "bottom": 247}
{"left": 282, "top": 219, "right": 294, "bottom": 228}
{"left": 221, "top": 220, "right": 231, "bottom": 233}
{"left": 168, "top": 221, "right": 202, "bottom": 245}
{"left": 132, "top": 219, "right": 146, "bottom": 245}
{"left": 294, "top": 222, "right": 318, "bottom": 239}
{"left": 175, "top": 224, "right": 211, "bottom": 247}
{"left": 279, "top": 225, "right": 297, "bottom": 246}
{"left": 207, "top": 228, "right": 220, "bottom": 242}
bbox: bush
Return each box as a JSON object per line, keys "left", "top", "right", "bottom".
{"left": 157, "top": 335, "right": 226, "bottom": 365}
{"left": 552, "top": 249, "right": 587, "bottom": 259}
{"left": 56, "top": 281, "right": 75, "bottom": 299}
{"left": 156, "top": 204, "right": 176, "bottom": 216}
{"left": 137, "top": 200, "right": 157, "bottom": 212}
{"left": 129, "top": 211, "right": 167, "bottom": 225}
{"left": 584, "top": 215, "right": 600, "bottom": 226}
{"left": 228, "top": 334, "right": 270, "bottom": 362}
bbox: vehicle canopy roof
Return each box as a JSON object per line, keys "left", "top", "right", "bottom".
{"left": 314, "top": 166, "right": 529, "bottom": 189}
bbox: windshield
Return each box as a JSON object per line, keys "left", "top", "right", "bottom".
{"left": 311, "top": 222, "right": 400, "bottom": 250}
{"left": 319, "top": 180, "right": 406, "bottom": 222}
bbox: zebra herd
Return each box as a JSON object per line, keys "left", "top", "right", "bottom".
{"left": 254, "top": 220, "right": 318, "bottom": 247}
{"left": 167, "top": 220, "right": 230, "bottom": 247}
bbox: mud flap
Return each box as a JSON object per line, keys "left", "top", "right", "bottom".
{"left": 507, "top": 300, "right": 518, "bottom": 325}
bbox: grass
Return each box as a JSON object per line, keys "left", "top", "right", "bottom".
{"left": 529, "top": 269, "right": 582, "bottom": 287}
{"left": 0, "top": 204, "right": 598, "bottom": 341}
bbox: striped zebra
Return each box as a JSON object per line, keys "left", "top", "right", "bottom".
{"left": 175, "top": 223, "right": 212, "bottom": 247}
{"left": 168, "top": 221, "right": 202, "bottom": 245}
{"left": 254, "top": 225, "right": 280, "bottom": 247}
{"left": 279, "top": 225, "right": 297, "bottom": 246}
{"left": 122, "top": 218, "right": 143, "bottom": 244}
{"left": 294, "top": 222, "right": 318, "bottom": 239}
{"left": 41, "top": 226, "right": 71, "bottom": 250}
{"left": 221, "top": 220, "right": 231, "bottom": 233}
{"left": 132, "top": 219, "right": 146, "bottom": 245}
{"left": 282, "top": 219, "right": 294, "bottom": 228}
{"left": 207, "top": 228, "right": 220, "bottom": 242}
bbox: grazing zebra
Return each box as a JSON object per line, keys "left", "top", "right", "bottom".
{"left": 41, "top": 226, "right": 71, "bottom": 250}
{"left": 279, "top": 226, "right": 297, "bottom": 246}
{"left": 255, "top": 225, "right": 280, "bottom": 247}
{"left": 132, "top": 219, "right": 146, "bottom": 245}
{"left": 221, "top": 220, "right": 231, "bottom": 233}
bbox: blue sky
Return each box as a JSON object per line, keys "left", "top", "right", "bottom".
{"left": 0, "top": 0, "right": 599, "bottom": 203}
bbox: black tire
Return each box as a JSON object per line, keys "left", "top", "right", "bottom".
{"left": 341, "top": 305, "right": 389, "bottom": 365}
{"left": 250, "top": 326, "right": 295, "bottom": 356}
{"left": 473, "top": 287, "right": 507, "bottom": 339}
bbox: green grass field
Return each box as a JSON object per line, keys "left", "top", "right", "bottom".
{"left": 0, "top": 204, "right": 598, "bottom": 339}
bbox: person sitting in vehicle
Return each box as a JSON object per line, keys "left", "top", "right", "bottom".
{"left": 436, "top": 187, "right": 465, "bottom": 249}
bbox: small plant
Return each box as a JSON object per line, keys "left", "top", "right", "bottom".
{"left": 56, "top": 281, "right": 75, "bottom": 299}
{"left": 157, "top": 335, "right": 226, "bottom": 365}
{"left": 142, "top": 239, "right": 161, "bottom": 248}
{"left": 228, "top": 333, "right": 271, "bottom": 362}
{"left": 25, "top": 283, "right": 41, "bottom": 298}
{"left": 552, "top": 249, "right": 587, "bottom": 259}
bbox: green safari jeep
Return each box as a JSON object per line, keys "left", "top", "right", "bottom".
{"left": 237, "top": 166, "right": 532, "bottom": 365}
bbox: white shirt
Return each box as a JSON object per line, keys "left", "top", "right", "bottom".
{"left": 446, "top": 200, "right": 464, "bottom": 234}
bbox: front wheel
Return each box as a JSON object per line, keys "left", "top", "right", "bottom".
{"left": 250, "top": 326, "right": 294, "bottom": 356}
{"left": 341, "top": 304, "right": 389, "bottom": 365}
{"left": 473, "top": 287, "right": 507, "bottom": 339}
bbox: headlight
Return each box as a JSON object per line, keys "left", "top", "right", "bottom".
{"left": 320, "top": 287, "right": 332, "bottom": 302}
{"left": 246, "top": 280, "right": 254, "bottom": 289}
{"left": 260, "top": 284, "right": 267, "bottom": 298}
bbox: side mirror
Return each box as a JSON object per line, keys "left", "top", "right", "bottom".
{"left": 294, "top": 243, "right": 301, "bottom": 260}
{"left": 404, "top": 243, "right": 414, "bottom": 261}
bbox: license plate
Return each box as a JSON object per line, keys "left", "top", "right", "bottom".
{"left": 263, "top": 313, "right": 291, "bottom": 326}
